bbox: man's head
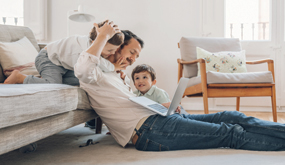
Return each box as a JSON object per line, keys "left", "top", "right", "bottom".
{"left": 131, "top": 64, "right": 156, "bottom": 94}
{"left": 89, "top": 20, "right": 124, "bottom": 58}
{"left": 108, "top": 30, "right": 144, "bottom": 70}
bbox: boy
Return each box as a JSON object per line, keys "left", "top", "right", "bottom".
{"left": 4, "top": 20, "right": 125, "bottom": 85}
{"left": 131, "top": 64, "right": 187, "bottom": 114}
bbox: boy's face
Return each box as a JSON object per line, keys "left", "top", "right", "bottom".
{"left": 133, "top": 71, "right": 156, "bottom": 94}
{"left": 101, "top": 43, "right": 120, "bottom": 59}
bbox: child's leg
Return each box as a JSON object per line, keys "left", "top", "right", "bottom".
{"left": 24, "top": 49, "right": 67, "bottom": 84}
{"left": 62, "top": 70, "right": 79, "bottom": 86}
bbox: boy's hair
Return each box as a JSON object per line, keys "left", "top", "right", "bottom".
{"left": 89, "top": 20, "right": 124, "bottom": 46}
{"left": 121, "top": 30, "right": 144, "bottom": 49}
{"left": 131, "top": 64, "right": 156, "bottom": 82}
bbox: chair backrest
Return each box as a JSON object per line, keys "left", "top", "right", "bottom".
{"left": 0, "top": 25, "right": 39, "bottom": 82}
{"left": 179, "top": 37, "right": 241, "bottom": 78}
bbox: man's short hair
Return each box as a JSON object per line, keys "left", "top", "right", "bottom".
{"left": 131, "top": 64, "right": 156, "bottom": 82}
{"left": 89, "top": 20, "right": 124, "bottom": 46}
{"left": 121, "top": 30, "right": 144, "bottom": 49}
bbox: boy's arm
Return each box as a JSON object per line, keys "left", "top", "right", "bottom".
{"left": 74, "top": 21, "right": 120, "bottom": 83}
{"left": 156, "top": 90, "right": 171, "bottom": 104}
{"left": 99, "top": 56, "right": 130, "bottom": 73}
{"left": 99, "top": 57, "right": 115, "bottom": 72}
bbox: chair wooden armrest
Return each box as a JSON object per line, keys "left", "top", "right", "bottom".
{"left": 38, "top": 43, "right": 47, "bottom": 50}
{"left": 246, "top": 58, "right": 273, "bottom": 64}
{"left": 177, "top": 58, "right": 205, "bottom": 65}
{"left": 246, "top": 58, "right": 275, "bottom": 82}
{"left": 177, "top": 58, "right": 207, "bottom": 86}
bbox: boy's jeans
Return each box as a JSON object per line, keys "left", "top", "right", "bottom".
{"left": 24, "top": 49, "right": 79, "bottom": 86}
{"left": 135, "top": 111, "right": 285, "bottom": 151}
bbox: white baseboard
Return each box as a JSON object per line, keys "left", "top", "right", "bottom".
{"left": 181, "top": 102, "right": 285, "bottom": 112}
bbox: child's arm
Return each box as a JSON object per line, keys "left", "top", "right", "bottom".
{"left": 99, "top": 57, "right": 115, "bottom": 72}
{"left": 99, "top": 56, "right": 129, "bottom": 72}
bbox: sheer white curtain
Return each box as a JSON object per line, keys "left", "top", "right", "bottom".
{"left": 24, "top": 0, "right": 47, "bottom": 41}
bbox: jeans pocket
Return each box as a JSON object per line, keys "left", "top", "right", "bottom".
{"left": 142, "top": 139, "right": 169, "bottom": 151}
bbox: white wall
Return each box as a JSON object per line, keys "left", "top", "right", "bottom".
{"left": 47, "top": 0, "right": 202, "bottom": 102}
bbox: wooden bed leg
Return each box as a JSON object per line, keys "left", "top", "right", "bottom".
{"left": 95, "top": 117, "right": 102, "bottom": 134}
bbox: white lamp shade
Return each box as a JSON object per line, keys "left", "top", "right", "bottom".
{"left": 69, "top": 12, "right": 95, "bottom": 22}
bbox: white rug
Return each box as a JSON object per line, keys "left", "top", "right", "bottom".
{"left": 1, "top": 124, "right": 285, "bottom": 165}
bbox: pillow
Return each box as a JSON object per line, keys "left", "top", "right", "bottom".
{"left": 0, "top": 36, "right": 39, "bottom": 77}
{"left": 196, "top": 47, "right": 247, "bottom": 76}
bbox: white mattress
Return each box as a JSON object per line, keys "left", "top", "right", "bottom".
{"left": 0, "top": 84, "right": 92, "bottom": 129}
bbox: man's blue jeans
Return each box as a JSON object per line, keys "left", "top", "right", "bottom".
{"left": 134, "top": 111, "right": 285, "bottom": 151}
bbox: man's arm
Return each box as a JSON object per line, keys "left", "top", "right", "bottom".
{"left": 74, "top": 52, "right": 103, "bottom": 84}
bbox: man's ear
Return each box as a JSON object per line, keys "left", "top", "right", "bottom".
{"left": 152, "top": 79, "right": 157, "bottom": 85}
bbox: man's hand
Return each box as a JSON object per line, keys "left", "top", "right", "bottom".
{"left": 113, "top": 56, "right": 129, "bottom": 71}
{"left": 93, "top": 20, "right": 121, "bottom": 40}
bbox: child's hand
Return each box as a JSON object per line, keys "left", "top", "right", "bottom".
{"left": 175, "top": 106, "right": 181, "bottom": 114}
{"left": 162, "top": 102, "right": 181, "bottom": 114}
{"left": 161, "top": 102, "right": 171, "bottom": 108}
{"left": 119, "top": 71, "right": 126, "bottom": 80}
{"left": 113, "top": 56, "right": 129, "bottom": 71}
{"left": 93, "top": 20, "right": 120, "bottom": 40}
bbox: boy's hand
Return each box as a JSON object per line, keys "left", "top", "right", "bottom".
{"left": 118, "top": 71, "right": 126, "bottom": 80}
{"left": 113, "top": 56, "right": 129, "bottom": 71}
{"left": 161, "top": 102, "right": 170, "bottom": 108}
{"left": 162, "top": 102, "right": 181, "bottom": 114}
{"left": 175, "top": 106, "right": 181, "bottom": 114}
{"left": 93, "top": 20, "right": 120, "bottom": 40}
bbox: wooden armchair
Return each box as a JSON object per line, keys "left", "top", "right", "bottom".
{"left": 177, "top": 37, "right": 277, "bottom": 122}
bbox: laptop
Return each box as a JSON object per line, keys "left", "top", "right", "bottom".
{"left": 129, "top": 78, "right": 189, "bottom": 116}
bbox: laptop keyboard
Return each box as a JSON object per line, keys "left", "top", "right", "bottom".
{"left": 148, "top": 104, "right": 168, "bottom": 113}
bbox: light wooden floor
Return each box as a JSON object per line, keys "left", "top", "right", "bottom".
{"left": 186, "top": 110, "right": 285, "bottom": 123}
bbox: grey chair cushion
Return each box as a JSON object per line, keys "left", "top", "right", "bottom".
{"left": 0, "top": 25, "right": 40, "bottom": 83}
{"left": 0, "top": 84, "right": 93, "bottom": 129}
{"left": 187, "top": 71, "right": 273, "bottom": 88}
{"left": 179, "top": 37, "right": 241, "bottom": 78}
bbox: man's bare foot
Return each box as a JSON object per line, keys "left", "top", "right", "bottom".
{"left": 4, "top": 70, "right": 26, "bottom": 84}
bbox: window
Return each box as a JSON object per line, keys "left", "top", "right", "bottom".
{"left": 0, "top": 0, "right": 47, "bottom": 41}
{"left": 0, "top": 0, "right": 24, "bottom": 26}
{"left": 225, "top": 0, "right": 270, "bottom": 40}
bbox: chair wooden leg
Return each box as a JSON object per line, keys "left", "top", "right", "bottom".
{"left": 236, "top": 97, "right": 240, "bottom": 111}
{"left": 271, "top": 85, "right": 277, "bottom": 122}
{"left": 95, "top": 117, "right": 103, "bottom": 134}
{"left": 203, "top": 93, "right": 209, "bottom": 114}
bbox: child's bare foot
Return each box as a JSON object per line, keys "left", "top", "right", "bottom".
{"left": 4, "top": 70, "right": 26, "bottom": 84}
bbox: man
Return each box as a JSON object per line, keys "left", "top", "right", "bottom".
{"left": 75, "top": 24, "right": 285, "bottom": 151}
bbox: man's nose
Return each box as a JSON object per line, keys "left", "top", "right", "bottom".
{"left": 130, "top": 55, "right": 136, "bottom": 62}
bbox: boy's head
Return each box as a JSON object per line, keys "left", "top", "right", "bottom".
{"left": 89, "top": 20, "right": 124, "bottom": 58}
{"left": 131, "top": 64, "right": 156, "bottom": 94}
